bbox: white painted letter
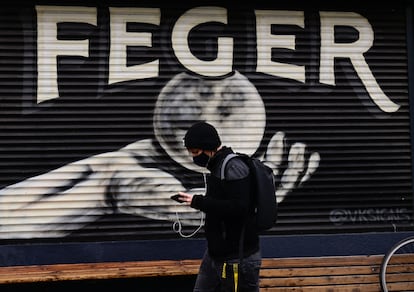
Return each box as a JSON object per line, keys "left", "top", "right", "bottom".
{"left": 109, "top": 7, "right": 160, "bottom": 85}
{"left": 255, "top": 10, "right": 305, "bottom": 82}
{"left": 172, "top": 6, "right": 233, "bottom": 77}
{"left": 320, "top": 11, "right": 400, "bottom": 113}
{"left": 36, "top": 6, "right": 96, "bottom": 103}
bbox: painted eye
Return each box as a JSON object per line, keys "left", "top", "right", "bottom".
{"left": 217, "top": 105, "right": 231, "bottom": 117}
{"left": 198, "top": 84, "right": 213, "bottom": 98}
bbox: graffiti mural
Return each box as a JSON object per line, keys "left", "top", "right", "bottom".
{"left": 0, "top": 3, "right": 411, "bottom": 240}
{"left": 0, "top": 71, "right": 320, "bottom": 238}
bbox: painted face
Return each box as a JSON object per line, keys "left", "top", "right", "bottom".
{"left": 153, "top": 71, "right": 266, "bottom": 172}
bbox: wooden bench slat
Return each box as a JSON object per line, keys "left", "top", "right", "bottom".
{"left": 260, "top": 265, "right": 379, "bottom": 277}
{"left": 260, "top": 283, "right": 381, "bottom": 292}
{"left": 383, "top": 264, "right": 414, "bottom": 273}
{"left": 260, "top": 255, "right": 383, "bottom": 268}
{"left": 383, "top": 272, "right": 414, "bottom": 284}
{"left": 260, "top": 274, "right": 380, "bottom": 286}
{"left": 386, "top": 281, "right": 414, "bottom": 291}
{"left": 0, "top": 260, "right": 202, "bottom": 283}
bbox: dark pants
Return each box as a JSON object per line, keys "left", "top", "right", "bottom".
{"left": 193, "top": 249, "right": 261, "bottom": 292}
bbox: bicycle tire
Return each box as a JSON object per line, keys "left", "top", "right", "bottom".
{"left": 380, "top": 236, "right": 414, "bottom": 292}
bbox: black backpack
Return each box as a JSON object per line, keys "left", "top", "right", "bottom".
{"left": 220, "top": 153, "right": 277, "bottom": 232}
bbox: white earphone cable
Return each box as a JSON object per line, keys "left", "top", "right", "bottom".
{"left": 173, "top": 173, "right": 206, "bottom": 238}
{"left": 173, "top": 211, "right": 204, "bottom": 238}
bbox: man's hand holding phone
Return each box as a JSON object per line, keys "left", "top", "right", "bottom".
{"left": 170, "top": 193, "right": 185, "bottom": 203}
{"left": 170, "top": 192, "right": 193, "bottom": 205}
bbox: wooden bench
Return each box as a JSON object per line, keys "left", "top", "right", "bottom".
{"left": 260, "top": 255, "right": 383, "bottom": 291}
{"left": 0, "top": 254, "right": 397, "bottom": 291}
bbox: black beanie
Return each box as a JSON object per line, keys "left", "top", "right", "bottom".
{"left": 184, "top": 122, "right": 221, "bottom": 150}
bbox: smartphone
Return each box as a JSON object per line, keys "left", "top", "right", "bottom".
{"left": 170, "top": 194, "right": 185, "bottom": 203}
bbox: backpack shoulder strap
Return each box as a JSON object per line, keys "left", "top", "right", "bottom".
{"left": 220, "top": 153, "right": 239, "bottom": 180}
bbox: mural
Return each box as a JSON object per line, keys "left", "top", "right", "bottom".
{"left": 0, "top": 71, "right": 320, "bottom": 238}
{"left": 0, "top": 4, "right": 411, "bottom": 240}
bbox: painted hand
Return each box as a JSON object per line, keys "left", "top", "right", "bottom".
{"left": 259, "top": 131, "right": 320, "bottom": 203}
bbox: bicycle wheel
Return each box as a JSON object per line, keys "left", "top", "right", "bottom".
{"left": 380, "top": 236, "right": 414, "bottom": 292}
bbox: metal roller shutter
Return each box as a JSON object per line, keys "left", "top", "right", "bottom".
{"left": 0, "top": 1, "right": 411, "bottom": 242}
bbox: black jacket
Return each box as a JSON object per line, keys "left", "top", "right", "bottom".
{"left": 191, "top": 146, "right": 260, "bottom": 261}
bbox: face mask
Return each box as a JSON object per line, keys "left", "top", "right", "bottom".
{"left": 193, "top": 152, "right": 210, "bottom": 167}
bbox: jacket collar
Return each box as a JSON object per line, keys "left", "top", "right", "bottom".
{"left": 207, "top": 146, "right": 234, "bottom": 172}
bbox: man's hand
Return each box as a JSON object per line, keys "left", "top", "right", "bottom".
{"left": 260, "top": 131, "right": 320, "bottom": 203}
{"left": 176, "top": 192, "right": 193, "bottom": 205}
